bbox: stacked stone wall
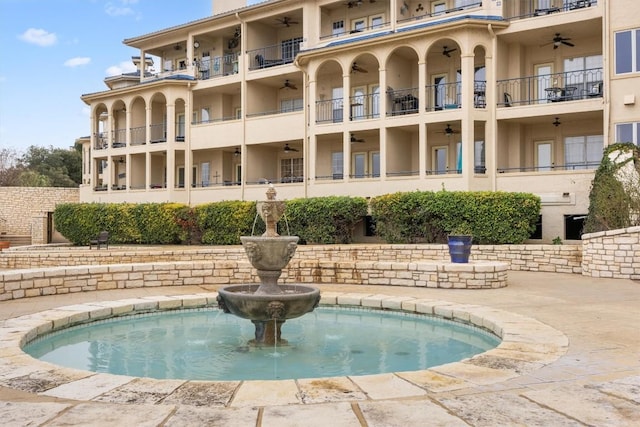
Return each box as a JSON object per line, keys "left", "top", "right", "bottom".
{"left": 0, "top": 259, "right": 507, "bottom": 301}
{"left": 0, "top": 243, "right": 582, "bottom": 273}
{"left": 0, "top": 187, "right": 79, "bottom": 243}
{"left": 581, "top": 226, "right": 640, "bottom": 279}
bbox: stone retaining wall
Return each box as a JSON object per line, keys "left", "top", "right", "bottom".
{"left": 0, "top": 244, "right": 582, "bottom": 274}
{"left": 581, "top": 226, "right": 640, "bottom": 279}
{"left": 0, "top": 260, "right": 508, "bottom": 301}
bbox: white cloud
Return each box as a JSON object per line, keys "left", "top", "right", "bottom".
{"left": 105, "top": 61, "right": 137, "bottom": 77}
{"left": 105, "top": 1, "right": 135, "bottom": 17}
{"left": 64, "top": 57, "right": 91, "bottom": 67}
{"left": 18, "top": 28, "right": 57, "bottom": 47}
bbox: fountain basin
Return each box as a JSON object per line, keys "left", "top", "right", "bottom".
{"left": 240, "top": 236, "right": 298, "bottom": 271}
{"left": 217, "top": 284, "right": 320, "bottom": 322}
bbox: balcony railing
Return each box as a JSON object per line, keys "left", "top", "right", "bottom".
{"left": 497, "top": 162, "right": 600, "bottom": 173}
{"left": 316, "top": 98, "right": 344, "bottom": 124}
{"left": 246, "top": 105, "right": 303, "bottom": 118}
{"left": 387, "top": 87, "right": 419, "bottom": 116}
{"left": 130, "top": 126, "right": 146, "bottom": 146}
{"left": 425, "top": 82, "right": 461, "bottom": 111}
{"left": 497, "top": 68, "right": 603, "bottom": 107}
{"left": 248, "top": 39, "right": 302, "bottom": 71}
{"left": 196, "top": 52, "right": 239, "bottom": 79}
{"left": 350, "top": 93, "right": 380, "bottom": 120}
{"left": 398, "top": 1, "right": 482, "bottom": 24}
{"left": 112, "top": 129, "right": 127, "bottom": 148}
{"left": 320, "top": 20, "right": 390, "bottom": 40}
{"left": 94, "top": 133, "right": 107, "bottom": 150}
{"left": 149, "top": 123, "right": 166, "bottom": 143}
{"left": 506, "top": 0, "right": 598, "bottom": 20}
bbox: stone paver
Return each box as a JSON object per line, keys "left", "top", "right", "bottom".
{"left": 0, "top": 270, "right": 637, "bottom": 426}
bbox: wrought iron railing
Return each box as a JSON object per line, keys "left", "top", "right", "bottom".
{"left": 497, "top": 68, "right": 603, "bottom": 107}
{"left": 497, "top": 162, "right": 600, "bottom": 173}
{"left": 397, "top": 1, "right": 483, "bottom": 24}
{"left": 149, "top": 123, "right": 166, "bottom": 143}
{"left": 386, "top": 87, "right": 420, "bottom": 116}
{"left": 248, "top": 39, "right": 302, "bottom": 71}
{"left": 94, "top": 133, "right": 108, "bottom": 150}
{"left": 246, "top": 105, "right": 303, "bottom": 118}
{"left": 316, "top": 98, "right": 344, "bottom": 124}
{"left": 112, "top": 129, "right": 126, "bottom": 148}
{"left": 349, "top": 92, "right": 380, "bottom": 120}
{"left": 425, "top": 81, "right": 461, "bottom": 111}
{"left": 505, "top": 0, "right": 597, "bottom": 20}
{"left": 320, "top": 20, "right": 391, "bottom": 40}
{"left": 130, "top": 126, "right": 146, "bottom": 146}
{"left": 196, "top": 52, "right": 239, "bottom": 79}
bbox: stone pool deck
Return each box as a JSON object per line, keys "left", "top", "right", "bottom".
{"left": 0, "top": 270, "right": 638, "bottom": 426}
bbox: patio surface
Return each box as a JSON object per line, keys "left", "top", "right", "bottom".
{"left": 0, "top": 270, "right": 638, "bottom": 426}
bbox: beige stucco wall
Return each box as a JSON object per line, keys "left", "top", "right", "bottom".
{"left": 0, "top": 187, "right": 79, "bottom": 244}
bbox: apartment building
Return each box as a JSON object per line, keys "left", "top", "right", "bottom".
{"left": 79, "top": 0, "right": 640, "bottom": 242}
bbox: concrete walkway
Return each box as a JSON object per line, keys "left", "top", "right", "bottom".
{"left": 0, "top": 271, "right": 638, "bottom": 426}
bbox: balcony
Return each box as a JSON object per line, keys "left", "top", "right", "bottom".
{"left": 425, "top": 81, "right": 461, "bottom": 111}
{"left": 386, "top": 87, "right": 419, "bottom": 116}
{"left": 130, "top": 126, "right": 146, "bottom": 146}
{"left": 112, "top": 129, "right": 127, "bottom": 148}
{"left": 316, "top": 98, "right": 344, "bottom": 124}
{"left": 196, "top": 52, "right": 239, "bottom": 80}
{"left": 149, "top": 123, "right": 167, "bottom": 144}
{"left": 497, "top": 162, "right": 599, "bottom": 173}
{"left": 397, "top": 1, "right": 483, "bottom": 24}
{"left": 248, "top": 39, "right": 302, "bottom": 71}
{"left": 350, "top": 92, "right": 380, "bottom": 120}
{"left": 506, "top": 0, "right": 598, "bottom": 20}
{"left": 497, "top": 68, "right": 603, "bottom": 107}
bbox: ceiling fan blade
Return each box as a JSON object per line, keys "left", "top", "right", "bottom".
{"left": 562, "top": 40, "right": 575, "bottom": 47}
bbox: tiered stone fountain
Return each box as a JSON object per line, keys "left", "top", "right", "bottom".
{"left": 217, "top": 186, "right": 321, "bottom": 345}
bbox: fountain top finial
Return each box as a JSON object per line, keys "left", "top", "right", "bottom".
{"left": 266, "top": 184, "right": 276, "bottom": 200}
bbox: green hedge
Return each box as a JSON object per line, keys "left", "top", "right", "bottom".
{"left": 285, "top": 196, "right": 368, "bottom": 244}
{"left": 370, "top": 191, "right": 540, "bottom": 244}
{"left": 55, "top": 192, "right": 538, "bottom": 246}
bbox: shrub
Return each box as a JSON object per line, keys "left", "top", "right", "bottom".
{"left": 371, "top": 190, "right": 540, "bottom": 244}
{"left": 196, "top": 201, "right": 258, "bottom": 245}
{"left": 285, "top": 196, "right": 368, "bottom": 244}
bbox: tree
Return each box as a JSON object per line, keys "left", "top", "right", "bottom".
{"left": 19, "top": 144, "right": 82, "bottom": 187}
{"left": 0, "top": 148, "right": 23, "bottom": 186}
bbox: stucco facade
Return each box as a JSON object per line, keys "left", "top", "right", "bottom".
{"left": 78, "top": 0, "right": 640, "bottom": 243}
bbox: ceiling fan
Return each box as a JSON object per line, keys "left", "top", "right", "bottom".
{"left": 442, "top": 46, "right": 457, "bottom": 57}
{"left": 351, "top": 62, "right": 368, "bottom": 73}
{"left": 542, "top": 33, "right": 575, "bottom": 49}
{"left": 283, "top": 143, "right": 299, "bottom": 153}
{"left": 437, "top": 124, "right": 460, "bottom": 137}
{"left": 350, "top": 133, "right": 365, "bottom": 143}
{"left": 345, "top": 1, "right": 363, "bottom": 7}
{"left": 280, "top": 79, "right": 298, "bottom": 90}
{"left": 276, "top": 16, "right": 298, "bottom": 27}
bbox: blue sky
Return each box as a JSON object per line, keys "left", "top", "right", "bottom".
{"left": 0, "top": 0, "right": 241, "bottom": 153}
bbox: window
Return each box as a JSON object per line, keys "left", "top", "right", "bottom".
{"left": 455, "top": 0, "right": 479, "bottom": 8}
{"left": 282, "top": 37, "right": 302, "bottom": 63}
{"left": 369, "top": 15, "right": 384, "bottom": 29}
{"left": 530, "top": 215, "right": 543, "bottom": 240}
{"left": 616, "top": 122, "right": 640, "bottom": 145}
{"left": 177, "top": 166, "right": 185, "bottom": 188}
{"left": 564, "top": 214, "right": 586, "bottom": 240}
{"left": 332, "top": 151, "right": 344, "bottom": 179}
{"left": 564, "top": 55, "right": 603, "bottom": 96}
{"left": 280, "top": 98, "right": 303, "bottom": 113}
{"left": 332, "top": 20, "right": 345, "bottom": 37}
{"left": 352, "top": 18, "right": 366, "bottom": 33}
{"left": 432, "top": 1, "right": 446, "bottom": 15}
{"left": 564, "top": 135, "right": 603, "bottom": 169}
{"left": 615, "top": 29, "right": 640, "bottom": 74}
{"left": 280, "top": 157, "right": 303, "bottom": 182}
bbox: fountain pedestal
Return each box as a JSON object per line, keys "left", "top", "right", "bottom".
{"left": 217, "top": 186, "right": 320, "bottom": 345}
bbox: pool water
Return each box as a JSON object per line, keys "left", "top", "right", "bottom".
{"left": 25, "top": 307, "right": 500, "bottom": 381}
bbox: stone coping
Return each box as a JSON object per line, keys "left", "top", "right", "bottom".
{"left": 0, "top": 293, "right": 568, "bottom": 408}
